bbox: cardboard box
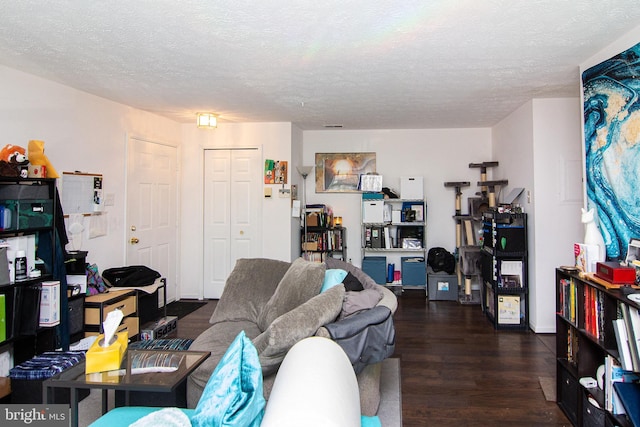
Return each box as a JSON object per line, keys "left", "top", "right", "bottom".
{"left": 39, "top": 281, "right": 60, "bottom": 327}
{"left": 306, "top": 212, "right": 320, "bottom": 227}
{"left": 400, "top": 176, "right": 423, "bottom": 200}
{"left": 140, "top": 316, "right": 178, "bottom": 340}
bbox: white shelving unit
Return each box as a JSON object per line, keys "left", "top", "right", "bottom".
{"left": 361, "top": 197, "right": 427, "bottom": 292}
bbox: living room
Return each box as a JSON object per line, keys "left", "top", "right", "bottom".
{"left": 1, "top": 2, "right": 640, "bottom": 426}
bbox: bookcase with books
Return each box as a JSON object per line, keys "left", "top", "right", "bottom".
{"left": 556, "top": 267, "right": 640, "bottom": 426}
{"left": 301, "top": 204, "right": 346, "bottom": 262}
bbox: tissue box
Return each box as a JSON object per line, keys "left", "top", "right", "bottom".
{"left": 85, "top": 332, "right": 128, "bottom": 374}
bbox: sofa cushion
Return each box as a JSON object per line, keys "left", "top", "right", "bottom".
{"left": 191, "top": 331, "right": 265, "bottom": 427}
{"left": 343, "top": 272, "right": 365, "bottom": 292}
{"left": 253, "top": 285, "right": 344, "bottom": 376}
{"left": 325, "top": 258, "right": 378, "bottom": 290}
{"left": 188, "top": 320, "right": 262, "bottom": 407}
{"left": 210, "top": 258, "right": 291, "bottom": 325}
{"left": 340, "top": 289, "right": 383, "bottom": 319}
{"left": 257, "top": 257, "right": 326, "bottom": 331}
{"left": 321, "top": 269, "right": 348, "bottom": 292}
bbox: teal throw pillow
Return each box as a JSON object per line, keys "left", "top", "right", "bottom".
{"left": 321, "top": 269, "right": 348, "bottom": 293}
{"left": 190, "top": 331, "right": 265, "bottom": 427}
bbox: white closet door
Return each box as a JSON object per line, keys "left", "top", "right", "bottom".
{"left": 203, "top": 149, "right": 261, "bottom": 298}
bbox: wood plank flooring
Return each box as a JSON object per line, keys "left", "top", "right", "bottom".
{"left": 396, "top": 289, "right": 569, "bottom": 426}
{"left": 178, "top": 290, "right": 570, "bottom": 426}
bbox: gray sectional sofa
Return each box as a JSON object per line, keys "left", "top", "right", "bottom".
{"left": 186, "top": 257, "right": 397, "bottom": 416}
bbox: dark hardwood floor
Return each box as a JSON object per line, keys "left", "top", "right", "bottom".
{"left": 396, "top": 289, "right": 569, "bottom": 426}
{"left": 177, "top": 290, "right": 570, "bottom": 426}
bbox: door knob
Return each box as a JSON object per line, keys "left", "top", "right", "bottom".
{"left": 130, "top": 237, "right": 140, "bottom": 244}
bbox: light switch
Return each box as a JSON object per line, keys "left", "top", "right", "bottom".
{"left": 279, "top": 188, "right": 291, "bottom": 198}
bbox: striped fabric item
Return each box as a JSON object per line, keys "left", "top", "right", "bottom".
{"left": 129, "top": 338, "right": 193, "bottom": 351}
{"left": 9, "top": 351, "right": 86, "bottom": 380}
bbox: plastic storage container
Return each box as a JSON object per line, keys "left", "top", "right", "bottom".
{"left": 362, "top": 256, "right": 386, "bottom": 284}
{"left": 427, "top": 269, "right": 458, "bottom": 300}
{"left": 401, "top": 257, "right": 426, "bottom": 286}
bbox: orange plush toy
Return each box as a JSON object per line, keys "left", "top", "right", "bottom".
{"left": 0, "top": 144, "right": 29, "bottom": 177}
{"left": 28, "top": 140, "right": 59, "bottom": 178}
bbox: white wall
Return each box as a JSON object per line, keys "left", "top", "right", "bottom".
{"left": 0, "top": 65, "right": 182, "bottom": 273}
{"left": 1, "top": 66, "right": 301, "bottom": 302}
{"left": 179, "top": 122, "right": 297, "bottom": 299}
{"left": 493, "top": 98, "right": 583, "bottom": 332}
{"left": 302, "top": 129, "right": 492, "bottom": 267}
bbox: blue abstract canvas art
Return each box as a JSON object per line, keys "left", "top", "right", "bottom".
{"left": 582, "top": 41, "right": 640, "bottom": 259}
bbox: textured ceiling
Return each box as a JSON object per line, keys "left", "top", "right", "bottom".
{"left": 0, "top": 1, "right": 639, "bottom": 129}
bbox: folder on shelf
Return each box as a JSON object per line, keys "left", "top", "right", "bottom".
{"left": 613, "top": 382, "right": 640, "bottom": 426}
{"left": 371, "top": 227, "right": 384, "bottom": 248}
{"left": 384, "top": 226, "right": 392, "bottom": 249}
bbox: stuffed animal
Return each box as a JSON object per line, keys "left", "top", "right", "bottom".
{"left": 28, "top": 140, "right": 59, "bottom": 178}
{"left": 0, "top": 144, "right": 29, "bottom": 177}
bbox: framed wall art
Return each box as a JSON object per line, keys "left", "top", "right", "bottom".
{"left": 315, "top": 152, "right": 376, "bottom": 193}
{"left": 582, "top": 41, "right": 640, "bottom": 259}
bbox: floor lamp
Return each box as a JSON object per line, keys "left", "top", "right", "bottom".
{"left": 297, "top": 166, "right": 313, "bottom": 258}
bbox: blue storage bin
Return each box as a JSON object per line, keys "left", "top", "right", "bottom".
{"left": 362, "top": 256, "right": 386, "bottom": 284}
{"left": 401, "top": 257, "right": 426, "bottom": 286}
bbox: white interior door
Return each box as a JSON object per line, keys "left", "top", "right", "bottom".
{"left": 203, "top": 148, "right": 261, "bottom": 298}
{"left": 126, "top": 136, "right": 178, "bottom": 303}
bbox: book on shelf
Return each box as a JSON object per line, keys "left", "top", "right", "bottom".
{"left": 567, "top": 327, "right": 578, "bottom": 365}
{"left": 583, "top": 286, "right": 605, "bottom": 340}
{"left": 302, "top": 252, "right": 325, "bottom": 262}
{"left": 574, "top": 242, "right": 600, "bottom": 273}
{"left": 384, "top": 226, "right": 392, "bottom": 249}
{"left": 604, "top": 354, "right": 629, "bottom": 415}
{"left": 559, "top": 278, "right": 578, "bottom": 324}
{"left": 614, "top": 318, "right": 635, "bottom": 371}
{"left": 621, "top": 302, "right": 640, "bottom": 371}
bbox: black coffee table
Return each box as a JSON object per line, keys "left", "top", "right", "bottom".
{"left": 42, "top": 349, "right": 209, "bottom": 427}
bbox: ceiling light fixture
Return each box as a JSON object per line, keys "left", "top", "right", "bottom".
{"left": 197, "top": 113, "right": 217, "bottom": 129}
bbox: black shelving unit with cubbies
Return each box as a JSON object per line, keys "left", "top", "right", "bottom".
{"left": 480, "top": 211, "right": 528, "bottom": 330}
{"left": 555, "top": 268, "right": 640, "bottom": 427}
{"left": 0, "top": 178, "right": 63, "bottom": 400}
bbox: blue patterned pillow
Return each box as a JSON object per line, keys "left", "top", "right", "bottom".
{"left": 190, "top": 331, "right": 265, "bottom": 427}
